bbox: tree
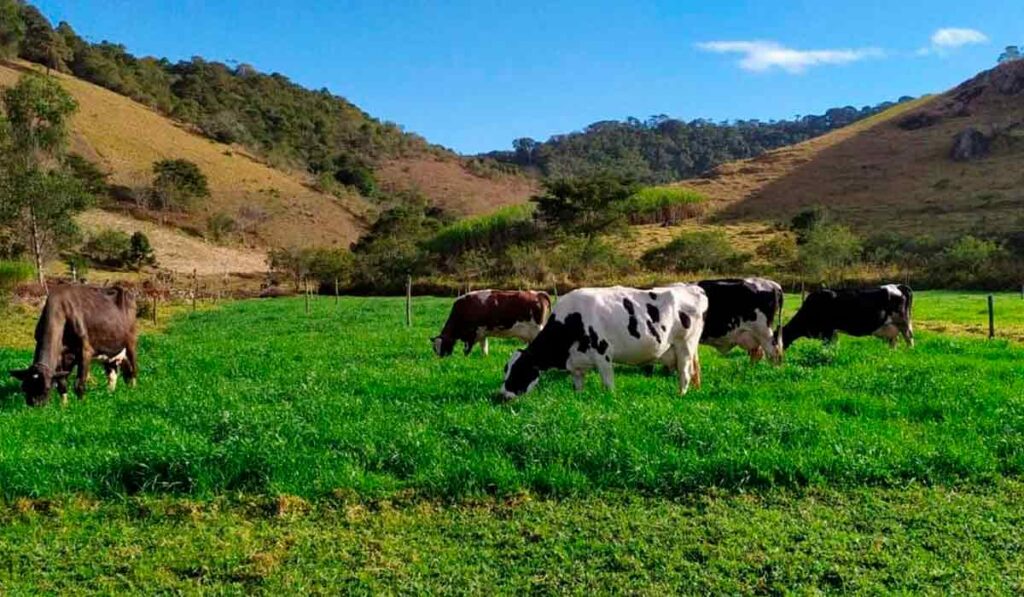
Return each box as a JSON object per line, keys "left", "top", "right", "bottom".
{"left": 19, "top": 4, "right": 69, "bottom": 74}
{"left": 531, "top": 174, "right": 639, "bottom": 239}
{"left": 151, "top": 158, "right": 209, "bottom": 210}
{"left": 798, "top": 224, "right": 863, "bottom": 281}
{"left": 0, "top": 73, "right": 89, "bottom": 285}
{"left": 0, "top": 0, "right": 24, "bottom": 60}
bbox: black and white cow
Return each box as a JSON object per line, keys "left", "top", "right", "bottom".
{"left": 783, "top": 284, "right": 914, "bottom": 348}
{"left": 685, "top": 278, "right": 785, "bottom": 363}
{"left": 501, "top": 285, "right": 707, "bottom": 399}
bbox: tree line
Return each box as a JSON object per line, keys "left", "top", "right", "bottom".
{"left": 482, "top": 102, "right": 913, "bottom": 183}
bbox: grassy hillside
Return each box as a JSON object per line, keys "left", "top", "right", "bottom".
{"left": 667, "top": 61, "right": 1024, "bottom": 239}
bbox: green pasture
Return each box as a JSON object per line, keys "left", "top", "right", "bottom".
{"left": 1, "top": 291, "right": 1023, "bottom": 592}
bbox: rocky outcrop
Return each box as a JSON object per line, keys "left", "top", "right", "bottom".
{"left": 950, "top": 127, "right": 991, "bottom": 161}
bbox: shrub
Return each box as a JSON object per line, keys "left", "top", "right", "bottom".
{"left": 64, "top": 153, "right": 109, "bottom": 196}
{"left": 332, "top": 153, "right": 376, "bottom": 196}
{"left": 798, "top": 224, "right": 862, "bottom": 280}
{"left": 790, "top": 206, "right": 829, "bottom": 244}
{"left": 550, "top": 235, "right": 632, "bottom": 282}
{"left": 756, "top": 234, "right": 798, "bottom": 267}
{"left": 150, "top": 159, "right": 209, "bottom": 211}
{"left": 623, "top": 186, "right": 706, "bottom": 225}
{"left": 268, "top": 247, "right": 354, "bottom": 290}
{"left": 207, "top": 212, "right": 237, "bottom": 243}
{"left": 81, "top": 230, "right": 156, "bottom": 269}
{"left": 642, "top": 230, "right": 748, "bottom": 273}
{"left": 81, "top": 229, "right": 132, "bottom": 267}
{"left": 532, "top": 174, "right": 639, "bottom": 238}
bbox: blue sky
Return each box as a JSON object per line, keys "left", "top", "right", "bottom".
{"left": 34, "top": 1, "right": 1022, "bottom": 154}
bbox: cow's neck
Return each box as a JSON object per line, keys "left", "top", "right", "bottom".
{"left": 32, "top": 303, "right": 67, "bottom": 372}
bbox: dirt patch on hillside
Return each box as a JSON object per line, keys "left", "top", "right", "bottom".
{"left": 376, "top": 157, "right": 538, "bottom": 215}
{"left": 78, "top": 210, "right": 266, "bottom": 275}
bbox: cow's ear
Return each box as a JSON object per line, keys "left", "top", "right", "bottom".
{"left": 9, "top": 369, "right": 29, "bottom": 381}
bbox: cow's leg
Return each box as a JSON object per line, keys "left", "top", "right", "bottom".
{"left": 596, "top": 359, "right": 614, "bottom": 392}
{"left": 479, "top": 336, "right": 489, "bottom": 356}
{"left": 748, "top": 346, "right": 765, "bottom": 363}
{"left": 75, "top": 344, "right": 92, "bottom": 398}
{"left": 462, "top": 338, "right": 475, "bottom": 356}
{"left": 571, "top": 370, "right": 585, "bottom": 392}
{"left": 123, "top": 341, "right": 138, "bottom": 387}
{"left": 690, "top": 353, "right": 701, "bottom": 390}
{"left": 899, "top": 321, "right": 915, "bottom": 348}
{"left": 674, "top": 346, "right": 695, "bottom": 395}
{"left": 106, "top": 363, "right": 119, "bottom": 391}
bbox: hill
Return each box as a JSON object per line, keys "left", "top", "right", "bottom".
{"left": 671, "top": 61, "right": 1024, "bottom": 239}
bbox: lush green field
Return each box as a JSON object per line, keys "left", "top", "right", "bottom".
{"left": 1, "top": 291, "right": 1023, "bottom": 592}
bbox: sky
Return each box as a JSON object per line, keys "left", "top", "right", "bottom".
{"left": 33, "top": 0, "right": 1024, "bottom": 154}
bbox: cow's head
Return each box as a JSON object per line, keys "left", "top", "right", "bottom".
{"left": 9, "top": 365, "right": 70, "bottom": 406}
{"left": 431, "top": 335, "right": 456, "bottom": 358}
{"left": 501, "top": 349, "right": 540, "bottom": 399}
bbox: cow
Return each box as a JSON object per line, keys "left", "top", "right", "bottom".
{"left": 9, "top": 284, "right": 139, "bottom": 406}
{"left": 695, "top": 278, "right": 784, "bottom": 363}
{"left": 783, "top": 284, "right": 914, "bottom": 349}
{"left": 501, "top": 285, "right": 707, "bottom": 399}
{"left": 432, "top": 290, "right": 551, "bottom": 357}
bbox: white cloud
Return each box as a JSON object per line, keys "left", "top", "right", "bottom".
{"left": 918, "top": 28, "right": 989, "bottom": 55}
{"left": 697, "top": 40, "right": 883, "bottom": 74}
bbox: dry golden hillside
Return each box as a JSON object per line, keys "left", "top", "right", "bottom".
{"left": 664, "top": 61, "right": 1024, "bottom": 241}
{"left": 0, "top": 61, "right": 369, "bottom": 253}
{"left": 376, "top": 157, "right": 539, "bottom": 215}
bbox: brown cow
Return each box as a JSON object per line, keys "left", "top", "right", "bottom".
{"left": 432, "top": 290, "right": 551, "bottom": 357}
{"left": 9, "top": 284, "right": 138, "bottom": 406}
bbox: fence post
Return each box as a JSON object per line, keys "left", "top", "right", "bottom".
{"left": 191, "top": 268, "right": 197, "bottom": 312}
{"left": 151, "top": 295, "right": 158, "bottom": 325}
{"left": 988, "top": 294, "right": 995, "bottom": 339}
{"left": 405, "top": 275, "right": 412, "bottom": 327}
{"left": 334, "top": 278, "right": 339, "bottom": 307}
{"left": 305, "top": 279, "right": 311, "bottom": 315}
{"left": 1020, "top": 284, "right": 1023, "bottom": 300}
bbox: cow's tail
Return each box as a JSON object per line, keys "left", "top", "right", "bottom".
{"left": 772, "top": 285, "right": 784, "bottom": 361}
{"left": 897, "top": 284, "right": 914, "bottom": 321}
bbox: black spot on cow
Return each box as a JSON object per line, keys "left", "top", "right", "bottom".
{"left": 645, "top": 303, "right": 661, "bottom": 323}
{"left": 678, "top": 311, "right": 691, "bottom": 329}
{"left": 646, "top": 320, "right": 662, "bottom": 344}
{"left": 623, "top": 298, "right": 640, "bottom": 339}
{"left": 648, "top": 292, "right": 657, "bottom": 300}
{"left": 588, "top": 326, "right": 609, "bottom": 355}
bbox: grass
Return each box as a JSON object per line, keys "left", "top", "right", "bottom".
{"left": 624, "top": 186, "right": 707, "bottom": 224}
{"left": 2, "top": 291, "right": 1024, "bottom": 591}
{"left": 423, "top": 203, "right": 536, "bottom": 254}
{"left": 2, "top": 292, "right": 1024, "bottom": 499}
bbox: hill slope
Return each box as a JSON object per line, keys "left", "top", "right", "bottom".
{"left": 0, "top": 61, "right": 367, "bottom": 252}
{"left": 672, "top": 61, "right": 1024, "bottom": 239}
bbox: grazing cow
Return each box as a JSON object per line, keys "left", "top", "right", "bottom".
{"left": 9, "top": 284, "right": 139, "bottom": 406}
{"left": 696, "top": 278, "right": 784, "bottom": 363}
{"left": 501, "top": 285, "right": 707, "bottom": 398}
{"left": 53, "top": 347, "right": 128, "bottom": 401}
{"left": 783, "top": 284, "right": 914, "bottom": 348}
{"left": 432, "top": 290, "right": 551, "bottom": 357}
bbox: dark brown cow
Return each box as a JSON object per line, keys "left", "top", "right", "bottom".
{"left": 432, "top": 290, "right": 551, "bottom": 357}
{"left": 9, "top": 284, "right": 139, "bottom": 406}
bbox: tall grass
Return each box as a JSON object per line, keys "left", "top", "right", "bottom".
{"left": 0, "top": 260, "right": 34, "bottom": 296}
{"left": 623, "top": 186, "right": 707, "bottom": 225}
{"left": 423, "top": 204, "right": 536, "bottom": 255}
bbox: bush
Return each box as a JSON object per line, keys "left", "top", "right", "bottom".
{"left": 551, "top": 235, "right": 632, "bottom": 282}
{"left": 532, "top": 174, "right": 639, "bottom": 238}
{"left": 756, "top": 234, "right": 798, "bottom": 267}
{"left": 64, "top": 153, "right": 109, "bottom": 196}
{"left": 150, "top": 159, "right": 209, "bottom": 211}
{"left": 268, "top": 247, "right": 354, "bottom": 290}
{"left": 81, "top": 230, "right": 156, "bottom": 269}
{"left": 0, "top": 260, "right": 33, "bottom": 297}
{"left": 332, "top": 153, "right": 376, "bottom": 196}
{"left": 790, "top": 207, "right": 829, "bottom": 244}
{"left": 642, "top": 230, "right": 748, "bottom": 273}
{"left": 207, "top": 212, "right": 237, "bottom": 243}
{"left": 798, "top": 224, "right": 862, "bottom": 280}
{"left": 623, "top": 186, "right": 706, "bottom": 225}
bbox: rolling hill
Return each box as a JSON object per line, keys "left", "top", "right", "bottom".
{"left": 667, "top": 60, "right": 1024, "bottom": 241}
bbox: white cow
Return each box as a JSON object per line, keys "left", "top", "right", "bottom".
{"left": 501, "top": 285, "right": 707, "bottom": 398}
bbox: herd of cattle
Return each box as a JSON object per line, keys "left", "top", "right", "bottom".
{"left": 433, "top": 279, "right": 914, "bottom": 400}
{"left": 7, "top": 278, "right": 914, "bottom": 406}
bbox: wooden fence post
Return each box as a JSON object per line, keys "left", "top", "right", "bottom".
{"left": 151, "top": 295, "right": 158, "bottom": 325}
{"left": 191, "top": 268, "right": 197, "bottom": 312}
{"left": 405, "top": 275, "right": 412, "bottom": 327}
{"left": 988, "top": 294, "right": 995, "bottom": 339}
{"left": 334, "top": 278, "right": 339, "bottom": 307}
{"left": 305, "top": 279, "right": 311, "bottom": 315}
